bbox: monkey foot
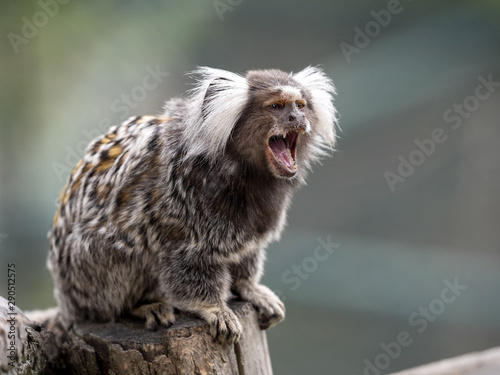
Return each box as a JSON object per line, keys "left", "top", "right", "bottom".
{"left": 204, "top": 306, "right": 242, "bottom": 345}
{"left": 131, "top": 299, "right": 176, "bottom": 330}
{"left": 241, "top": 284, "right": 286, "bottom": 330}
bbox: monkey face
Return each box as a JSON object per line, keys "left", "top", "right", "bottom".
{"left": 263, "top": 88, "right": 311, "bottom": 178}
{"left": 180, "top": 67, "right": 337, "bottom": 180}
{"left": 231, "top": 79, "right": 316, "bottom": 180}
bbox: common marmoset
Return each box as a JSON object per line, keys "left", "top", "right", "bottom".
{"left": 48, "top": 67, "right": 338, "bottom": 344}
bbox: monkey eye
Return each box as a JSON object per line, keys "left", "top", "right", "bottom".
{"left": 296, "top": 101, "right": 306, "bottom": 109}
{"left": 267, "top": 103, "right": 283, "bottom": 110}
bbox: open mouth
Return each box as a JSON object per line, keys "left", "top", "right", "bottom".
{"left": 267, "top": 130, "right": 299, "bottom": 177}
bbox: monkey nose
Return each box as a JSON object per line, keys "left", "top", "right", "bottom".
{"left": 288, "top": 114, "right": 296, "bottom": 122}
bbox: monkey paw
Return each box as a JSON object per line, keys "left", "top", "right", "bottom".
{"left": 205, "top": 307, "right": 242, "bottom": 345}
{"left": 243, "top": 284, "right": 285, "bottom": 330}
{"left": 132, "top": 299, "right": 175, "bottom": 330}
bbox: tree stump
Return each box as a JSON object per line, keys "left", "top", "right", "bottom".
{"left": 0, "top": 297, "right": 273, "bottom": 375}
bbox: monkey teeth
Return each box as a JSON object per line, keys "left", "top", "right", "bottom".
{"left": 268, "top": 130, "right": 299, "bottom": 176}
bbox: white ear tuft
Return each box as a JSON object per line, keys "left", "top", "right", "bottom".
{"left": 293, "top": 66, "right": 338, "bottom": 148}
{"left": 182, "top": 67, "right": 249, "bottom": 159}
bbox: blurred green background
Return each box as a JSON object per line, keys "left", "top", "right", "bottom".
{"left": 1, "top": 0, "right": 500, "bottom": 373}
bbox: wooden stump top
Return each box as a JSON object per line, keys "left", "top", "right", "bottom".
{"left": 1, "top": 298, "right": 273, "bottom": 375}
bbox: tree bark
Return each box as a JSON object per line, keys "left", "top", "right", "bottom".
{"left": 0, "top": 297, "right": 273, "bottom": 375}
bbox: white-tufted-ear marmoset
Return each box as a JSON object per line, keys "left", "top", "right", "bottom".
{"left": 48, "top": 67, "right": 338, "bottom": 344}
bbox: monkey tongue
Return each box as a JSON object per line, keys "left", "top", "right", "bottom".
{"left": 270, "top": 138, "right": 294, "bottom": 169}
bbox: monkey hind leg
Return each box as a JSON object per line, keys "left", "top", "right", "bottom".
{"left": 131, "top": 298, "right": 176, "bottom": 330}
